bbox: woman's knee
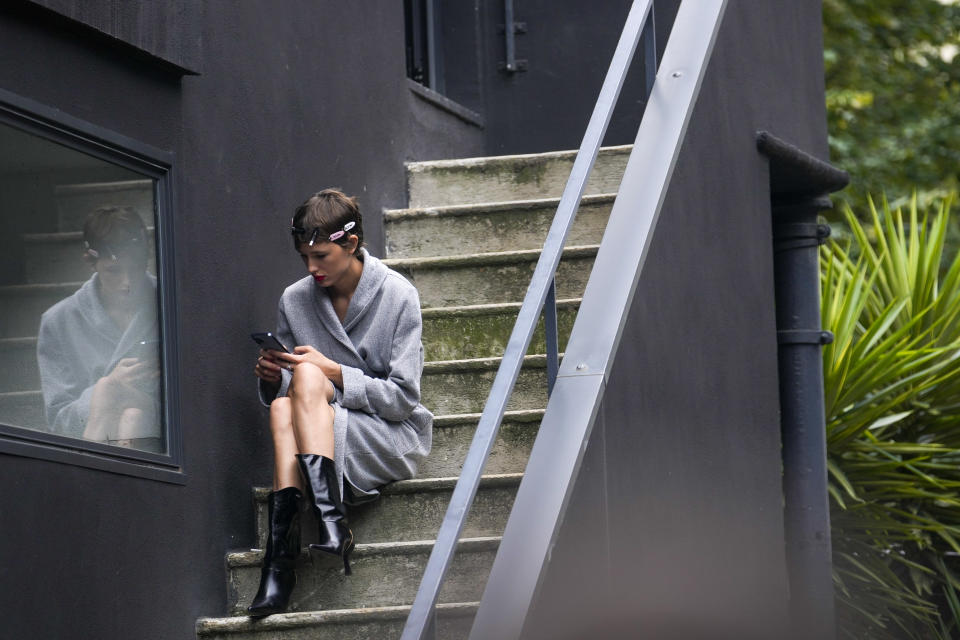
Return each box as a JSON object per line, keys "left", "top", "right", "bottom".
{"left": 289, "top": 362, "right": 329, "bottom": 398}
{"left": 269, "top": 397, "right": 294, "bottom": 436}
{"left": 270, "top": 396, "right": 291, "bottom": 415}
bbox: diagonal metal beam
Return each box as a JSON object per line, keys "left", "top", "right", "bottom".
{"left": 399, "top": 1, "right": 655, "bottom": 638}
{"left": 468, "top": 2, "right": 729, "bottom": 638}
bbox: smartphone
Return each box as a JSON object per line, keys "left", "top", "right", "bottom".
{"left": 127, "top": 339, "right": 160, "bottom": 360}
{"left": 251, "top": 332, "right": 290, "bottom": 353}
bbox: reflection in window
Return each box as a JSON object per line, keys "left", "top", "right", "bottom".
{"left": 0, "top": 122, "right": 164, "bottom": 454}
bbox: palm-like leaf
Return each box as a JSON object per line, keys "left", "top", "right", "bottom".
{"left": 822, "top": 193, "right": 960, "bottom": 638}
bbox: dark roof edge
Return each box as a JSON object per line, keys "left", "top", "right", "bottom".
{"left": 9, "top": 1, "right": 200, "bottom": 77}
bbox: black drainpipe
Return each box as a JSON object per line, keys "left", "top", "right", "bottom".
{"left": 757, "top": 131, "right": 849, "bottom": 639}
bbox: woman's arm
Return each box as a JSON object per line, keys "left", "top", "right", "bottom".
{"left": 37, "top": 315, "right": 96, "bottom": 438}
{"left": 338, "top": 293, "right": 423, "bottom": 421}
{"left": 257, "top": 298, "right": 294, "bottom": 406}
{"left": 271, "top": 290, "right": 424, "bottom": 421}
{"left": 84, "top": 360, "right": 157, "bottom": 440}
{"left": 39, "top": 319, "right": 159, "bottom": 440}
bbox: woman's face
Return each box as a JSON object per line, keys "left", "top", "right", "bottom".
{"left": 298, "top": 239, "right": 357, "bottom": 288}
{"left": 93, "top": 248, "right": 149, "bottom": 300}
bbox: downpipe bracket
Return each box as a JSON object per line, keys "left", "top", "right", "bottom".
{"left": 777, "top": 329, "right": 834, "bottom": 345}
{"left": 773, "top": 223, "right": 831, "bottom": 253}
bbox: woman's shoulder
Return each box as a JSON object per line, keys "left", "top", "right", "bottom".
{"left": 383, "top": 267, "right": 417, "bottom": 296}
{"left": 364, "top": 252, "right": 419, "bottom": 302}
{"left": 381, "top": 267, "right": 421, "bottom": 308}
{"left": 40, "top": 275, "right": 97, "bottom": 327}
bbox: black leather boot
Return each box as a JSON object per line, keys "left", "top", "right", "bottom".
{"left": 247, "top": 486, "right": 302, "bottom": 616}
{"left": 296, "top": 453, "right": 355, "bottom": 575}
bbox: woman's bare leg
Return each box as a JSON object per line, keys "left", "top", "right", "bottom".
{"left": 270, "top": 397, "right": 303, "bottom": 491}
{"left": 288, "top": 362, "right": 336, "bottom": 458}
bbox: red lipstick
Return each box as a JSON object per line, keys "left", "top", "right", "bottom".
{"left": 313, "top": 274, "right": 325, "bottom": 283}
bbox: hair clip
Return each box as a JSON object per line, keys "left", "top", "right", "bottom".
{"left": 83, "top": 240, "right": 113, "bottom": 260}
{"left": 328, "top": 221, "right": 356, "bottom": 243}
{"left": 84, "top": 240, "right": 100, "bottom": 260}
{"left": 290, "top": 222, "right": 317, "bottom": 245}
{"left": 291, "top": 225, "right": 321, "bottom": 245}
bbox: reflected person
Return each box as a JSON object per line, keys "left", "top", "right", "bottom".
{"left": 37, "top": 205, "right": 162, "bottom": 452}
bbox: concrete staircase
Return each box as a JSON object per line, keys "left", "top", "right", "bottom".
{"left": 195, "top": 146, "right": 628, "bottom": 640}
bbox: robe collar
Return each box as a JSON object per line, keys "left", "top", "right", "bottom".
{"left": 311, "top": 248, "right": 389, "bottom": 352}
{"left": 76, "top": 272, "right": 159, "bottom": 365}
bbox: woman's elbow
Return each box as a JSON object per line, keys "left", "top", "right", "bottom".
{"left": 382, "top": 392, "right": 419, "bottom": 421}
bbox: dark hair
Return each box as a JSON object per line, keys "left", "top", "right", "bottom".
{"left": 291, "top": 188, "right": 364, "bottom": 253}
{"left": 82, "top": 205, "right": 147, "bottom": 261}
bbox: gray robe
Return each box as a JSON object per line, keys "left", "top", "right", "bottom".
{"left": 37, "top": 273, "right": 160, "bottom": 439}
{"left": 259, "top": 249, "right": 432, "bottom": 503}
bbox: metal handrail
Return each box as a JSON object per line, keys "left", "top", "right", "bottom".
{"left": 470, "top": 1, "right": 728, "bottom": 637}
{"left": 400, "top": 1, "right": 656, "bottom": 637}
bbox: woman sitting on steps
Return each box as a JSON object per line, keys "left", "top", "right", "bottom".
{"left": 250, "top": 188, "right": 433, "bottom": 616}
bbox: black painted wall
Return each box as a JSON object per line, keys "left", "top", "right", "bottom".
{"left": 425, "top": 0, "right": 680, "bottom": 156}
{"left": 0, "top": 2, "right": 482, "bottom": 638}
{"left": 0, "top": 0, "right": 828, "bottom": 637}
{"left": 522, "top": 2, "right": 829, "bottom": 638}
{"left": 462, "top": 0, "right": 679, "bottom": 155}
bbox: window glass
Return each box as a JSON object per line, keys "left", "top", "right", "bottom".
{"left": 404, "top": 0, "right": 444, "bottom": 93}
{"left": 0, "top": 121, "right": 164, "bottom": 455}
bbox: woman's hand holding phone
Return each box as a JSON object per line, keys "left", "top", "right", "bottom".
{"left": 271, "top": 345, "right": 344, "bottom": 389}
{"left": 252, "top": 332, "right": 289, "bottom": 385}
{"left": 254, "top": 348, "right": 286, "bottom": 384}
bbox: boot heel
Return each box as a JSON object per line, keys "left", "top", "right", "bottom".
{"left": 297, "top": 454, "right": 356, "bottom": 578}
{"left": 343, "top": 532, "right": 354, "bottom": 575}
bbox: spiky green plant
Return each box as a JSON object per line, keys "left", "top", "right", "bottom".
{"left": 822, "top": 192, "right": 960, "bottom": 638}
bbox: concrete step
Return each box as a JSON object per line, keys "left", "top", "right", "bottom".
{"left": 0, "top": 390, "right": 45, "bottom": 431}
{"left": 226, "top": 537, "right": 499, "bottom": 615}
{"left": 405, "top": 145, "right": 629, "bottom": 208}
{"left": 22, "top": 231, "right": 92, "bottom": 285}
{"left": 201, "top": 144, "right": 610, "bottom": 637}
{"left": 0, "top": 282, "right": 81, "bottom": 339}
{"left": 421, "top": 354, "right": 549, "bottom": 415}
{"left": 53, "top": 179, "right": 154, "bottom": 232}
{"left": 384, "top": 194, "right": 613, "bottom": 259}
{"left": 196, "top": 602, "right": 477, "bottom": 640}
{"left": 0, "top": 357, "right": 552, "bottom": 430}
{"left": 385, "top": 245, "right": 597, "bottom": 308}
{"left": 0, "top": 338, "right": 39, "bottom": 393}
{"left": 423, "top": 409, "right": 541, "bottom": 477}
{"left": 422, "top": 299, "right": 577, "bottom": 361}
{"left": 254, "top": 474, "right": 521, "bottom": 547}
{"left": 22, "top": 228, "right": 156, "bottom": 284}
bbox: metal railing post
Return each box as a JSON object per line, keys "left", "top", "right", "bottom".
{"left": 545, "top": 279, "right": 559, "bottom": 396}
{"left": 642, "top": 3, "right": 657, "bottom": 95}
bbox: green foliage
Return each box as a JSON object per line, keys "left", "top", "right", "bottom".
{"left": 822, "top": 193, "right": 960, "bottom": 638}
{"left": 822, "top": 0, "right": 960, "bottom": 208}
